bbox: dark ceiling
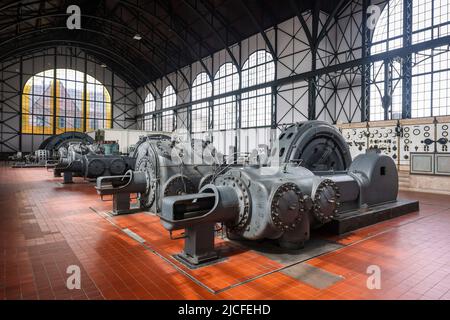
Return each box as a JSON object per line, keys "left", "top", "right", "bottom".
{"left": 0, "top": 0, "right": 350, "bottom": 88}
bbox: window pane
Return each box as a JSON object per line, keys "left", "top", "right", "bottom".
{"left": 162, "top": 85, "right": 177, "bottom": 132}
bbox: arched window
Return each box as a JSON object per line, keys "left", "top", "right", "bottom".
{"left": 370, "top": 0, "right": 450, "bottom": 119}
{"left": 241, "top": 50, "right": 275, "bottom": 128}
{"left": 22, "top": 69, "right": 111, "bottom": 134}
{"left": 213, "top": 63, "right": 239, "bottom": 130}
{"left": 143, "top": 93, "right": 155, "bottom": 131}
{"left": 191, "top": 72, "right": 212, "bottom": 133}
{"left": 162, "top": 85, "right": 176, "bottom": 132}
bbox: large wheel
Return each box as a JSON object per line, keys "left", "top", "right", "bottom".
{"left": 109, "top": 158, "right": 127, "bottom": 175}
{"left": 275, "top": 121, "right": 351, "bottom": 171}
{"left": 41, "top": 132, "right": 94, "bottom": 151}
{"left": 136, "top": 155, "right": 157, "bottom": 209}
{"left": 87, "top": 159, "right": 106, "bottom": 177}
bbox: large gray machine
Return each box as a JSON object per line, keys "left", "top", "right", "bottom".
{"left": 53, "top": 141, "right": 136, "bottom": 183}
{"left": 158, "top": 121, "right": 405, "bottom": 266}
{"left": 12, "top": 131, "right": 94, "bottom": 168}
{"left": 95, "top": 133, "right": 224, "bottom": 214}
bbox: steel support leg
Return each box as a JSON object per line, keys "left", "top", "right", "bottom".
{"left": 112, "top": 193, "right": 131, "bottom": 215}
{"left": 178, "top": 223, "right": 219, "bottom": 266}
{"left": 63, "top": 171, "right": 73, "bottom": 184}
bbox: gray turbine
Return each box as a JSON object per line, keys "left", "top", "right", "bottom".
{"left": 159, "top": 121, "right": 400, "bottom": 266}
{"left": 96, "top": 133, "right": 224, "bottom": 214}
{"left": 55, "top": 141, "right": 134, "bottom": 179}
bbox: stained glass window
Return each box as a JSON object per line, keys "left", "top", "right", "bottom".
{"left": 22, "top": 69, "right": 111, "bottom": 134}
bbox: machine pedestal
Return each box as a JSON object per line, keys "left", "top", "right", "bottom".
{"left": 111, "top": 193, "right": 141, "bottom": 215}
{"left": 54, "top": 170, "right": 62, "bottom": 177}
{"left": 63, "top": 171, "right": 73, "bottom": 184}
{"left": 174, "top": 223, "right": 223, "bottom": 268}
{"left": 325, "top": 199, "right": 419, "bottom": 234}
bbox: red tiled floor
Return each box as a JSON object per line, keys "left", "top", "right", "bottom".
{"left": 107, "top": 213, "right": 283, "bottom": 292}
{"left": 1, "top": 164, "right": 450, "bottom": 300}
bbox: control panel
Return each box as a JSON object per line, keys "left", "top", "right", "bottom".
{"left": 399, "top": 124, "right": 435, "bottom": 165}
{"left": 341, "top": 127, "right": 369, "bottom": 159}
{"left": 338, "top": 117, "right": 450, "bottom": 169}
{"left": 368, "top": 126, "right": 398, "bottom": 161}
{"left": 436, "top": 121, "right": 450, "bottom": 153}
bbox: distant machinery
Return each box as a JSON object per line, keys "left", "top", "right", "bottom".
{"left": 236, "top": 144, "right": 270, "bottom": 166}
{"left": 95, "top": 133, "right": 225, "bottom": 215}
{"left": 12, "top": 131, "right": 94, "bottom": 168}
{"left": 53, "top": 141, "right": 134, "bottom": 183}
{"left": 158, "top": 121, "right": 415, "bottom": 267}
{"left": 102, "top": 141, "right": 120, "bottom": 155}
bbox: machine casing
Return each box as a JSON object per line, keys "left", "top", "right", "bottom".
{"left": 158, "top": 121, "right": 408, "bottom": 266}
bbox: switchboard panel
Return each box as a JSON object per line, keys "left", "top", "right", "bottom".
{"left": 339, "top": 118, "right": 450, "bottom": 172}
{"left": 368, "top": 125, "right": 398, "bottom": 161}
{"left": 341, "top": 127, "right": 368, "bottom": 159}
{"left": 436, "top": 121, "right": 450, "bottom": 153}
{"left": 400, "top": 124, "right": 435, "bottom": 165}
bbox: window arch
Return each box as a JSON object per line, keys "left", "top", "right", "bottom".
{"left": 241, "top": 50, "right": 275, "bottom": 87}
{"left": 22, "top": 69, "right": 112, "bottom": 134}
{"left": 213, "top": 63, "right": 238, "bottom": 130}
{"left": 370, "top": 0, "right": 450, "bottom": 119}
{"left": 241, "top": 50, "right": 275, "bottom": 128}
{"left": 191, "top": 72, "right": 212, "bottom": 133}
{"left": 143, "top": 93, "right": 155, "bottom": 131}
{"left": 162, "top": 85, "right": 176, "bottom": 132}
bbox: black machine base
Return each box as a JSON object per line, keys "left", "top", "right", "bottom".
{"left": 12, "top": 163, "right": 46, "bottom": 168}
{"left": 173, "top": 253, "right": 227, "bottom": 270}
{"left": 109, "top": 208, "right": 142, "bottom": 216}
{"left": 173, "top": 223, "right": 227, "bottom": 268}
{"left": 62, "top": 171, "right": 73, "bottom": 184}
{"left": 111, "top": 193, "right": 141, "bottom": 215}
{"left": 325, "top": 199, "right": 419, "bottom": 235}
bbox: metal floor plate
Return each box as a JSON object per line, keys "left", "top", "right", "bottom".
{"left": 281, "top": 263, "right": 344, "bottom": 289}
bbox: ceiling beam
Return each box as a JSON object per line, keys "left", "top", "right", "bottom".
{"left": 240, "top": 0, "right": 276, "bottom": 58}
{"left": 181, "top": 0, "right": 240, "bottom": 68}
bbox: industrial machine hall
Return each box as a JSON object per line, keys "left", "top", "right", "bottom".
{"left": 3, "top": 0, "right": 450, "bottom": 305}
